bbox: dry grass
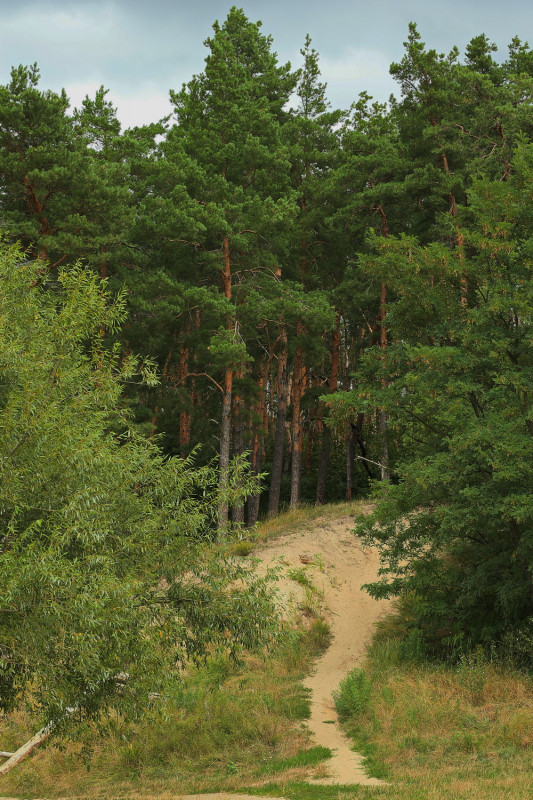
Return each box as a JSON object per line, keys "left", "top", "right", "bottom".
{"left": 333, "top": 637, "right": 533, "bottom": 800}
{"left": 248, "top": 655, "right": 533, "bottom": 800}
{"left": 255, "top": 501, "right": 369, "bottom": 544}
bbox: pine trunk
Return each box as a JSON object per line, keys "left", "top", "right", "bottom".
{"left": 247, "top": 435, "right": 262, "bottom": 526}
{"left": 178, "top": 332, "right": 192, "bottom": 454}
{"left": 378, "top": 282, "right": 390, "bottom": 481}
{"left": 290, "top": 327, "right": 306, "bottom": 509}
{"left": 218, "top": 237, "right": 233, "bottom": 532}
{"left": 231, "top": 373, "right": 245, "bottom": 526}
{"left": 268, "top": 330, "right": 288, "bottom": 517}
{"left": 218, "top": 368, "right": 233, "bottom": 531}
{"left": 345, "top": 422, "right": 357, "bottom": 501}
{"left": 316, "top": 312, "right": 341, "bottom": 504}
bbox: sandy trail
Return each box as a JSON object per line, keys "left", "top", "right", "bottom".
{"left": 254, "top": 513, "right": 391, "bottom": 787}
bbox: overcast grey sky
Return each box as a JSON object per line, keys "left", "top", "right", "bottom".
{"left": 2, "top": 0, "right": 532, "bottom": 127}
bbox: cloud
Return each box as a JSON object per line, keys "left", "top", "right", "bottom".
{"left": 319, "top": 48, "right": 396, "bottom": 106}
{"left": 3, "top": 3, "right": 122, "bottom": 51}
{"left": 65, "top": 80, "right": 173, "bottom": 129}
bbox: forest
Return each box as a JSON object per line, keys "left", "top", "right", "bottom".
{"left": 0, "top": 5, "right": 532, "bottom": 734}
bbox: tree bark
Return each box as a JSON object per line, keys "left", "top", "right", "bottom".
{"left": 268, "top": 328, "right": 288, "bottom": 517}
{"left": 345, "top": 423, "right": 357, "bottom": 501}
{"left": 218, "top": 236, "right": 233, "bottom": 532}
{"left": 218, "top": 367, "right": 233, "bottom": 531}
{"left": 178, "top": 330, "right": 192, "bottom": 454}
{"left": 316, "top": 312, "right": 341, "bottom": 505}
{"left": 231, "top": 369, "right": 245, "bottom": 526}
{"left": 378, "top": 281, "right": 390, "bottom": 481}
{"left": 0, "top": 723, "right": 53, "bottom": 775}
{"left": 247, "top": 432, "right": 263, "bottom": 526}
{"left": 290, "top": 324, "right": 306, "bottom": 508}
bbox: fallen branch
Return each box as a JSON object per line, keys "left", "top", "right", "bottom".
{"left": 0, "top": 721, "right": 54, "bottom": 776}
{"left": 356, "top": 455, "right": 388, "bottom": 470}
{"left": 0, "top": 674, "right": 128, "bottom": 775}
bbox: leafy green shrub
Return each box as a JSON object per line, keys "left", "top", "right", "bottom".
{"left": 499, "top": 618, "right": 533, "bottom": 671}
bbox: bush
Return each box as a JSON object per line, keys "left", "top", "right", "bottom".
{"left": 333, "top": 668, "right": 372, "bottom": 719}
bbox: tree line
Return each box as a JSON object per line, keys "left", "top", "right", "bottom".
{"left": 1, "top": 5, "right": 532, "bottom": 711}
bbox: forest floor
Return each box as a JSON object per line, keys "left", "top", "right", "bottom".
{"left": 178, "top": 507, "right": 392, "bottom": 799}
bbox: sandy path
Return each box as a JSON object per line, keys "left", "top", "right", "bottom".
{"left": 255, "top": 513, "right": 391, "bottom": 787}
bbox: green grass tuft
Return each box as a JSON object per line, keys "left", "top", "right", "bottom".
{"left": 258, "top": 745, "right": 332, "bottom": 775}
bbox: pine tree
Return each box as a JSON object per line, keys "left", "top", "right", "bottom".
{"left": 0, "top": 67, "right": 132, "bottom": 275}
{"left": 282, "top": 36, "right": 343, "bottom": 507}
{"left": 164, "top": 7, "right": 297, "bottom": 528}
{"left": 353, "top": 142, "right": 533, "bottom": 653}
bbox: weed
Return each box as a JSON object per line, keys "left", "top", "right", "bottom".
{"left": 288, "top": 567, "right": 312, "bottom": 588}
{"left": 333, "top": 667, "right": 372, "bottom": 719}
{"left": 457, "top": 646, "right": 487, "bottom": 705}
{"left": 229, "top": 539, "right": 254, "bottom": 556}
{"left": 303, "top": 618, "right": 332, "bottom": 655}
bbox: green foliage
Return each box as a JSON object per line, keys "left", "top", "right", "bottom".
{"left": 1, "top": 12, "right": 532, "bottom": 678}
{"left": 0, "top": 66, "right": 132, "bottom": 272}
{"left": 354, "top": 143, "right": 533, "bottom": 654}
{"left": 333, "top": 668, "right": 372, "bottom": 719}
{"left": 0, "top": 241, "right": 279, "bottom": 726}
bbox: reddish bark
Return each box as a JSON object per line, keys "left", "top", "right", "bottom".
{"left": 316, "top": 312, "right": 341, "bottom": 504}
{"left": 218, "top": 236, "right": 234, "bottom": 531}
{"left": 290, "top": 322, "right": 306, "bottom": 508}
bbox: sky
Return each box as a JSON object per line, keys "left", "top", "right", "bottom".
{"left": 1, "top": 0, "right": 532, "bottom": 128}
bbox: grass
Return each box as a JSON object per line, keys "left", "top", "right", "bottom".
{"left": 234, "top": 643, "right": 533, "bottom": 800}
{"left": 327, "top": 634, "right": 533, "bottom": 800}
{"left": 254, "top": 500, "right": 369, "bottom": 544}
{"left": 257, "top": 745, "right": 333, "bottom": 776}
{"left": 228, "top": 538, "right": 255, "bottom": 556}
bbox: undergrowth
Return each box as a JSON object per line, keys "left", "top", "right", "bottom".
{"left": 0, "top": 599, "right": 333, "bottom": 798}
{"left": 328, "top": 609, "right": 533, "bottom": 800}
{"left": 2, "top": 502, "right": 531, "bottom": 800}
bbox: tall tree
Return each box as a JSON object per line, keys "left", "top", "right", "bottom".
{"left": 165, "top": 7, "right": 297, "bottom": 528}
{"left": 353, "top": 143, "right": 533, "bottom": 653}
{"left": 0, "top": 241, "right": 277, "bottom": 727}
{"left": 0, "top": 67, "right": 132, "bottom": 275}
{"left": 283, "top": 36, "right": 343, "bottom": 507}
